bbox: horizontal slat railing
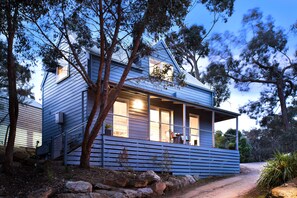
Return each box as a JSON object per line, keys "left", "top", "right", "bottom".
{"left": 67, "top": 135, "right": 240, "bottom": 177}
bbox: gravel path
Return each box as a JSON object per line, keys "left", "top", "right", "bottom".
{"left": 169, "top": 162, "right": 266, "bottom": 198}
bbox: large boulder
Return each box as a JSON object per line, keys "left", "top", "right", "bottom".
{"left": 138, "top": 171, "right": 161, "bottom": 184}
{"left": 151, "top": 182, "right": 166, "bottom": 195}
{"left": 271, "top": 178, "right": 297, "bottom": 198}
{"left": 65, "top": 181, "right": 93, "bottom": 193}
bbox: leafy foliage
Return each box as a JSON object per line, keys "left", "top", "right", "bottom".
{"left": 246, "top": 104, "right": 297, "bottom": 162}
{"left": 201, "top": 63, "right": 230, "bottom": 107}
{"left": 215, "top": 129, "right": 251, "bottom": 163}
{"left": 165, "top": 1, "right": 235, "bottom": 106}
{"left": 0, "top": 41, "right": 33, "bottom": 98}
{"left": 257, "top": 152, "right": 297, "bottom": 189}
{"left": 210, "top": 8, "right": 297, "bottom": 129}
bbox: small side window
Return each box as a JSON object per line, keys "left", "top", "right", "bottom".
{"left": 56, "top": 64, "right": 69, "bottom": 83}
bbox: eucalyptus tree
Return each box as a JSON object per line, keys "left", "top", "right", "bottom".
{"left": 210, "top": 8, "right": 297, "bottom": 130}
{"left": 29, "top": 0, "right": 192, "bottom": 168}
{"left": 0, "top": 1, "right": 40, "bottom": 173}
{"left": 165, "top": 0, "right": 235, "bottom": 106}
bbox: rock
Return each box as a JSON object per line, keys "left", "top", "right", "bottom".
{"left": 151, "top": 182, "right": 166, "bottom": 195}
{"left": 120, "top": 189, "right": 141, "bottom": 198}
{"left": 181, "top": 176, "right": 190, "bottom": 186}
{"left": 28, "top": 187, "right": 54, "bottom": 198}
{"left": 65, "top": 181, "right": 93, "bottom": 193}
{"left": 138, "top": 170, "right": 161, "bottom": 184}
{"left": 168, "top": 177, "right": 183, "bottom": 189}
{"left": 164, "top": 181, "right": 175, "bottom": 191}
{"left": 57, "top": 193, "right": 108, "bottom": 198}
{"left": 192, "top": 174, "right": 200, "bottom": 182}
{"left": 104, "top": 177, "right": 129, "bottom": 188}
{"left": 95, "top": 190, "right": 126, "bottom": 198}
{"left": 129, "top": 179, "right": 148, "bottom": 188}
{"left": 137, "top": 188, "right": 153, "bottom": 197}
{"left": 271, "top": 186, "right": 297, "bottom": 198}
{"left": 94, "top": 183, "right": 113, "bottom": 190}
{"left": 185, "top": 175, "right": 196, "bottom": 184}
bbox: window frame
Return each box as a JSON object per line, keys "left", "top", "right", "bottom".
{"left": 149, "top": 58, "right": 173, "bottom": 82}
{"left": 112, "top": 99, "right": 129, "bottom": 138}
{"left": 56, "top": 64, "right": 70, "bottom": 83}
{"left": 189, "top": 114, "right": 200, "bottom": 146}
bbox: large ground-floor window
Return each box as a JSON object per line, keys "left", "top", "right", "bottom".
{"left": 150, "top": 108, "right": 173, "bottom": 142}
{"left": 113, "top": 100, "right": 129, "bottom": 137}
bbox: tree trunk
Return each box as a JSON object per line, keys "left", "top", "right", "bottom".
{"left": 3, "top": 2, "right": 19, "bottom": 174}
{"left": 3, "top": 28, "right": 18, "bottom": 174}
{"left": 276, "top": 80, "right": 289, "bottom": 131}
{"left": 79, "top": 143, "right": 91, "bottom": 168}
{"left": 193, "top": 61, "right": 200, "bottom": 80}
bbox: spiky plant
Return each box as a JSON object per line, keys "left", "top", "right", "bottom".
{"left": 257, "top": 151, "right": 297, "bottom": 189}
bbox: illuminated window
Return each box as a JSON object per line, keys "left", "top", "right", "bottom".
{"left": 190, "top": 115, "right": 200, "bottom": 146}
{"left": 149, "top": 58, "right": 173, "bottom": 82}
{"left": 150, "top": 108, "right": 173, "bottom": 143}
{"left": 56, "top": 64, "right": 69, "bottom": 83}
{"left": 113, "top": 100, "right": 129, "bottom": 137}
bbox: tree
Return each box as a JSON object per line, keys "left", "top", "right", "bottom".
{"left": 215, "top": 129, "right": 251, "bottom": 162}
{"left": 211, "top": 8, "right": 297, "bottom": 130}
{"left": 28, "top": 0, "right": 193, "bottom": 168}
{"left": 201, "top": 63, "right": 230, "bottom": 107}
{"left": 165, "top": 1, "right": 235, "bottom": 106}
{"left": 0, "top": 1, "right": 40, "bottom": 173}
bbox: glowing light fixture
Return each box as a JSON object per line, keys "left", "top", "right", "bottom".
{"left": 133, "top": 99, "right": 144, "bottom": 109}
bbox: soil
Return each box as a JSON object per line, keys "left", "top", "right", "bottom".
{"left": 0, "top": 146, "right": 244, "bottom": 198}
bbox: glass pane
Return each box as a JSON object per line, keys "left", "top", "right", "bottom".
{"left": 150, "top": 109, "right": 159, "bottom": 141}
{"left": 161, "top": 111, "right": 170, "bottom": 142}
{"left": 190, "top": 116, "right": 199, "bottom": 146}
{"left": 113, "top": 101, "right": 128, "bottom": 137}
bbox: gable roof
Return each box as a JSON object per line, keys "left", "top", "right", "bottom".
{"left": 152, "top": 40, "right": 211, "bottom": 91}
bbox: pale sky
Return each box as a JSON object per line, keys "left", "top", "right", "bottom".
{"left": 30, "top": 0, "right": 297, "bottom": 132}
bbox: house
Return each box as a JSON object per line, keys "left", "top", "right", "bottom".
{"left": 0, "top": 94, "right": 42, "bottom": 149}
{"left": 40, "top": 40, "right": 240, "bottom": 177}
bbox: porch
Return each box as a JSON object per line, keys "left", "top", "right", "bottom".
{"left": 66, "top": 135, "right": 240, "bottom": 177}
{"left": 101, "top": 89, "right": 240, "bottom": 149}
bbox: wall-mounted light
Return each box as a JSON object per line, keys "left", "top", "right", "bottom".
{"left": 133, "top": 99, "right": 144, "bottom": 110}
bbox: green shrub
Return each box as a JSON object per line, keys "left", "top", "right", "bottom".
{"left": 257, "top": 151, "right": 297, "bottom": 189}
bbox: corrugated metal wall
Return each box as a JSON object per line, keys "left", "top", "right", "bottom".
{"left": 0, "top": 97, "right": 42, "bottom": 148}
{"left": 67, "top": 135, "right": 240, "bottom": 177}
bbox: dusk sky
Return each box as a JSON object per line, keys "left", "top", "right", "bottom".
{"left": 31, "top": 0, "right": 297, "bottom": 132}
{"left": 184, "top": 0, "right": 297, "bottom": 132}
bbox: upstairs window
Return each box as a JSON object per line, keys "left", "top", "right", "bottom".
{"left": 149, "top": 58, "right": 173, "bottom": 82}
{"left": 56, "top": 59, "right": 69, "bottom": 83}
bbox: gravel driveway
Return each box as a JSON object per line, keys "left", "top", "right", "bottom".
{"left": 168, "top": 162, "right": 266, "bottom": 198}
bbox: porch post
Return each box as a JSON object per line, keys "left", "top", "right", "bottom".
{"left": 183, "top": 103, "right": 186, "bottom": 144}
{"left": 212, "top": 111, "right": 215, "bottom": 147}
{"left": 147, "top": 94, "right": 150, "bottom": 140}
{"left": 236, "top": 117, "right": 239, "bottom": 150}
